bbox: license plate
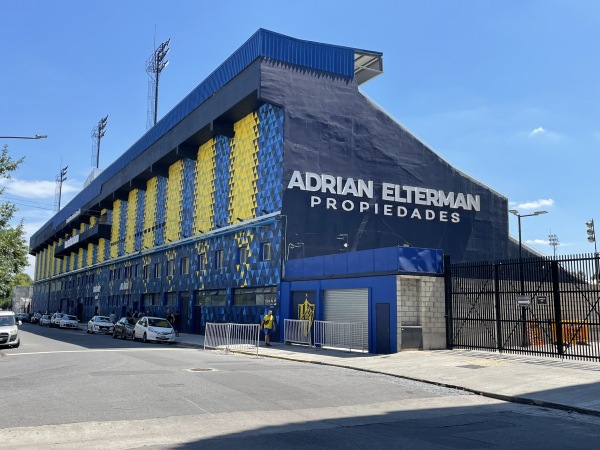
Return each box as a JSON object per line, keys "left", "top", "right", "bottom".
{"left": 157, "top": 336, "right": 168, "bottom": 340}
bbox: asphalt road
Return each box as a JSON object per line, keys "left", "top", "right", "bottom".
{"left": 2, "top": 323, "right": 600, "bottom": 449}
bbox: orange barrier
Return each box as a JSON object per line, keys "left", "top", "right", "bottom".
{"left": 552, "top": 321, "right": 589, "bottom": 345}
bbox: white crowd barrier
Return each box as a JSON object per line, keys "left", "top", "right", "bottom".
{"left": 204, "top": 323, "right": 260, "bottom": 356}
{"left": 313, "top": 320, "right": 367, "bottom": 353}
{"left": 284, "top": 319, "right": 312, "bottom": 346}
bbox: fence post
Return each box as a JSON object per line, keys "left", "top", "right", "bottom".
{"left": 551, "top": 260, "right": 564, "bottom": 356}
{"left": 494, "top": 261, "right": 503, "bottom": 351}
{"left": 443, "top": 255, "right": 454, "bottom": 349}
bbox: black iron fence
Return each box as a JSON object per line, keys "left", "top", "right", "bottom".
{"left": 445, "top": 253, "right": 600, "bottom": 361}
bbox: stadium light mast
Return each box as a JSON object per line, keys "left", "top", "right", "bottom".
{"left": 548, "top": 233, "right": 559, "bottom": 258}
{"left": 146, "top": 38, "right": 171, "bottom": 129}
{"left": 55, "top": 165, "right": 68, "bottom": 211}
{"left": 91, "top": 116, "right": 108, "bottom": 169}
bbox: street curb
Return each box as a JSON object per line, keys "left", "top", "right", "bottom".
{"left": 227, "top": 349, "right": 600, "bottom": 419}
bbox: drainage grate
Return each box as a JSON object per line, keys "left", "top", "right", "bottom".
{"left": 185, "top": 368, "right": 216, "bottom": 372}
{"left": 457, "top": 364, "right": 486, "bottom": 369}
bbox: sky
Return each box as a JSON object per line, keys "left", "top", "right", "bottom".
{"left": 1, "top": 1, "right": 599, "bottom": 278}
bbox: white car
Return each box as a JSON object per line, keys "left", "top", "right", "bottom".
{"left": 50, "top": 313, "right": 65, "bottom": 327}
{"left": 39, "top": 314, "right": 52, "bottom": 327}
{"left": 0, "top": 311, "right": 20, "bottom": 348}
{"left": 133, "top": 316, "right": 176, "bottom": 344}
{"left": 87, "top": 316, "right": 114, "bottom": 334}
{"left": 59, "top": 314, "right": 79, "bottom": 329}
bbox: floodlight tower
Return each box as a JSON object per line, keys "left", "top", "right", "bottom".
{"left": 146, "top": 38, "right": 171, "bottom": 129}
{"left": 91, "top": 115, "right": 108, "bottom": 169}
{"left": 55, "top": 165, "right": 68, "bottom": 211}
{"left": 548, "top": 233, "right": 559, "bottom": 258}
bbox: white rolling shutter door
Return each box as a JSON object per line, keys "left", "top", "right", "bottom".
{"left": 323, "top": 288, "right": 369, "bottom": 350}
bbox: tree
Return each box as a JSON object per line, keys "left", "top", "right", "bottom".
{"left": 0, "top": 144, "right": 27, "bottom": 307}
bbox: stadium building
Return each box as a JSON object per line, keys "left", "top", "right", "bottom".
{"left": 29, "top": 29, "right": 515, "bottom": 352}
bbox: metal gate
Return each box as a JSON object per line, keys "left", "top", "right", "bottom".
{"left": 323, "top": 288, "right": 369, "bottom": 351}
{"left": 446, "top": 253, "right": 600, "bottom": 361}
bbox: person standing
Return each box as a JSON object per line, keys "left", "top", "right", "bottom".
{"left": 109, "top": 311, "right": 116, "bottom": 324}
{"left": 260, "top": 310, "right": 276, "bottom": 347}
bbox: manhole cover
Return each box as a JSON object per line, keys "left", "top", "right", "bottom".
{"left": 185, "top": 368, "right": 216, "bottom": 372}
{"left": 457, "top": 364, "right": 486, "bottom": 369}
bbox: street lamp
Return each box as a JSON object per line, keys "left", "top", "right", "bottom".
{"left": 0, "top": 135, "right": 47, "bottom": 140}
{"left": 509, "top": 209, "right": 548, "bottom": 347}
{"left": 587, "top": 219, "right": 598, "bottom": 282}
{"left": 548, "top": 233, "right": 559, "bottom": 258}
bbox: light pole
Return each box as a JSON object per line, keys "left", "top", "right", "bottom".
{"left": 0, "top": 135, "right": 47, "bottom": 140}
{"left": 548, "top": 233, "right": 559, "bottom": 258}
{"left": 509, "top": 209, "right": 548, "bottom": 347}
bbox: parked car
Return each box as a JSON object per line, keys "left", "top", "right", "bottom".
{"left": 31, "top": 312, "right": 42, "bottom": 324}
{"left": 39, "top": 314, "right": 52, "bottom": 327}
{"left": 0, "top": 311, "right": 20, "bottom": 348}
{"left": 112, "top": 317, "right": 138, "bottom": 340}
{"left": 59, "top": 314, "right": 79, "bottom": 329}
{"left": 133, "top": 316, "right": 176, "bottom": 344}
{"left": 15, "top": 313, "right": 29, "bottom": 322}
{"left": 87, "top": 316, "right": 114, "bottom": 334}
{"left": 50, "top": 313, "right": 65, "bottom": 327}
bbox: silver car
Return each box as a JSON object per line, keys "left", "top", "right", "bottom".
{"left": 59, "top": 314, "right": 79, "bottom": 329}
{"left": 87, "top": 316, "right": 114, "bottom": 334}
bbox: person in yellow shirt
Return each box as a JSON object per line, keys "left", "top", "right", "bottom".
{"left": 260, "top": 310, "right": 276, "bottom": 347}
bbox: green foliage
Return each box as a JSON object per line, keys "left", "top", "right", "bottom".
{"left": 13, "top": 272, "right": 33, "bottom": 286}
{"left": 0, "top": 145, "right": 28, "bottom": 305}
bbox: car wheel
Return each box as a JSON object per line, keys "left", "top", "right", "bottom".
{"left": 121, "top": 331, "right": 127, "bottom": 340}
{"left": 143, "top": 332, "right": 148, "bottom": 343}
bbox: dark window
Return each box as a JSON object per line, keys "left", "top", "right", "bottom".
{"left": 167, "top": 259, "right": 174, "bottom": 277}
{"left": 181, "top": 257, "right": 189, "bottom": 275}
{"left": 194, "top": 289, "right": 227, "bottom": 306}
{"left": 215, "top": 250, "right": 223, "bottom": 269}
{"left": 233, "top": 287, "right": 278, "bottom": 306}
{"left": 154, "top": 262, "right": 162, "bottom": 278}
{"left": 143, "top": 265, "right": 149, "bottom": 280}
{"left": 261, "top": 242, "right": 272, "bottom": 261}
{"left": 238, "top": 246, "right": 249, "bottom": 265}
{"left": 198, "top": 253, "right": 206, "bottom": 271}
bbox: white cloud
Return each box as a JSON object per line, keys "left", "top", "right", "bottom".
{"left": 529, "top": 126, "right": 546, "bottom": 137}
{"left": 527, "top": 126, "right": 562, "bottom": 140}
{"left": 526, "top": 239, "right": 550, "bottom": 246}
{"left": 514, "top": 199, "right": 555, "bottom": 211}
{"left": 0, "top": 178, "right": 80, "bottom": 199}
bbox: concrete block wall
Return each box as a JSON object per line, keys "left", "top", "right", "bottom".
{"left": 397, "top": 275, "right": 446, "bottom": 351}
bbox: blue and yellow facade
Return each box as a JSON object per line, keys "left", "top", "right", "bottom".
{"left": 30, "top": 29, "right": 516, "bottom": 340}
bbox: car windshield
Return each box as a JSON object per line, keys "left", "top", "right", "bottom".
{"left": 95, "top": 317, "right": 112, "bottom": 323}
{"left": 0, "top": 316, "right": 16, "bottom": 326}
{"left": 148, "top": 318, "right": 170, "bottom": 328}
{"left": 124, "top": 318, "right": 137, "bottom": 325}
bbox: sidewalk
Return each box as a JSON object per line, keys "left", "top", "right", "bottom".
{"left": 174, "top": 332, "right": 600, "bottom": 417}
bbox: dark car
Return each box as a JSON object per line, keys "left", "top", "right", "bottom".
{"left": 112, "top": 317, "right": 138, "bottom": 340}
